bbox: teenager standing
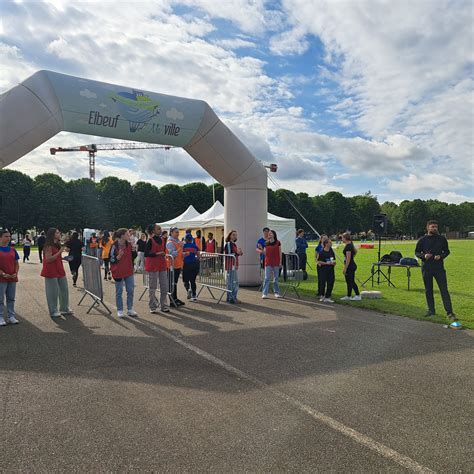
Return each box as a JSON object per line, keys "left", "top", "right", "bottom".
{"left": 99, "top": 231, "right": 113, "bottom": 280}
{"left": 183, "top": 233, "right": 200, "bottom": 301}
{"left": 262, "top": 230, "right": 282, "bottom": 299}
{"left": 145, "top": 224, "right": 169, "bottom": 313}
{"left": 135, "top": 233, "right": 147, "bottom": 272}
{"left": 205, "top": 232, "right": 216, "bottom": 253}
{"left": 110, "top": 228, "right": 137, "bottom": 318}
{"left": 295, "top": 229, "right": 308, "bottom": 274}
{"left": 65, "top": 231, "right": 83, "bottom": 287}
{"left": 41, "top": 228, "right": 73, "bottom": 318}
{"left": 22, "top": 234, "right": 32, "bottom": 263}
{"left": 315, "top": 234, "right": 328, "bottom": 298}
{"left": 166, "top": 227, "right": 185, "bottom": 307}
{"left": 0, "top": 229, "right": 20, "bottom": 326}
{"left": 317, "top": 238, "right": 336, "bottom": 303}
{"left": 340, "top": 232, "right": 361, "bottom": 301}
{"left": 224, "top": 230, "right": 243, "bottom": 303}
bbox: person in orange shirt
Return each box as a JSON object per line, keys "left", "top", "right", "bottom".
{"left": 99, "top": 231, "right": 113, "bottom": 280}
{"left": 166, "top": 227, "right": 185, "bottom": 307}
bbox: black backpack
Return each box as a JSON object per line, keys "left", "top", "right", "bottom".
{"left": 389, "top": 251, "right": 403, "bottom": 263}
{"left": 380, "top": 254, "right": 393, "bottom": 263}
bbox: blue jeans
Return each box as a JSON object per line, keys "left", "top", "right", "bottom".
{"left": 115, "top": 275, "right": 134, "bottom": 311}
{"left": 226, "top": 268, "right": 238, "bottom": 302}
{"left": 0, "top": 281, "right": 16, "bottom": 320}
{"left": 263, "top": 266, "right": 280, "bottom": 296}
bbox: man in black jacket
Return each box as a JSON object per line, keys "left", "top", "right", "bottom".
{"left": 37, "top": 231, "right": 46, "bottom": 263}
{"left": 415, "top": 220, "right": 456, "bottom": 320}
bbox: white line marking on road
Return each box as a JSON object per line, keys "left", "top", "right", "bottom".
{"left": 133, "top": 316, "right": 435, "bottom": 473}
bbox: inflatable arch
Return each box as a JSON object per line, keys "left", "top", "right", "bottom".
{"left": 0, "top": 70, "right": 267, "bottom": 285}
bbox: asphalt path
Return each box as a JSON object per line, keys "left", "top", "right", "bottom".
{"left": 1, "top": 255, "right": 473, "bottom": 472}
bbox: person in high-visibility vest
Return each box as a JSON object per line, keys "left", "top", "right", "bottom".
{"left": 166, "top": 227, "right": 185, "bottom": 307}
{"left": 194, "top": 229, "right": 205, "bottom": 251}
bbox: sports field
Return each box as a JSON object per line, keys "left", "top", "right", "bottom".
{"left": 300, "top": 240, "right": 474, "bottom": 329}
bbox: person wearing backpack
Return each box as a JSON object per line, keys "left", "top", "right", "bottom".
{"left": 415, "top": 220, "right": 456, "bottom": 320}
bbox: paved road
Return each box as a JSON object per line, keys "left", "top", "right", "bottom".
{"left": 1, "top": 256, "right": 473, "bottom": 472}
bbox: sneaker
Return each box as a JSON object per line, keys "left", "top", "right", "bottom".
{"left": 108, "top": 273, "right": 112, "bottom": 280}
{"left": 319, "top": 296, "right": 325, "bottom": 302}
{"left": 447, "top": 313, "right": 458, "bottom": 321}
{"left": 275, "top": 293, "right": 281, "bottom": 298}
{"left": 340, "top": 296, "right": 352, "bottom": 301}
{"left": 187, "top": 288, "right": 192, "bottom": 300}
{"left": 8, "top": 316, "right": 19, "bottom": 324}
{"left": 0, "top": 318, "right": 6, "bottom": 327}
{"left": 176, "top": 299, "right": 185, "bottom": 306}
{"left": 51, "top": 311, "right": 62, "bottom": 318}
{"left": 127, "top": 309, "right": 138, "bottom": 317}
{"left": 161, "top": 307, "right": 170, "bottom": 313}
{"left": 350, "top": 295, "right": 362, "bottom": 301}
{"left": 262, "top": 294, "right": 268, "bottom": 299}
{"left": 424, "top": 311, "right": 435, "bottom": 317}
{"left": 149, "top": 309, "right": 158, "bottom": 314}
{"left": 61, "top": 309, "right": 74, "bottom": 316}
{"left": 117, "top": 310, "right": 125, "bottom": 318}
{"left": 324, "top": 298, "right": 335, "bottom": 303}
{"left": 191, "top": 296, "right": 197, "bottom": 302}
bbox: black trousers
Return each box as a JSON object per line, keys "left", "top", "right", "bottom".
{"left": 38, "top": 246, "right": 44, "bottom": 263}
{"left": 316, "top": 266, "right": 324, "bottom": 296}
{"left": 183, "top": 261, "right": 199, "bottom": 295}
{"left": 103, "top": 258, "right": 110, "bottom": 278}
{"left": 297, "top": 252, "right": 307, "bottom": 272}
{"left": 23, "top": 246, "right": 31, "bottom": 262}
{"left": 345, "top": 267, "right": 359, "bottom": 296}
{"left": 422, "top": 267, "right": 453, "bottom": 314}
{"left": 320, "top": 267, "right": 335, "bottom": 298}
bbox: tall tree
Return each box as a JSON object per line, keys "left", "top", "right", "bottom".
{"left": 131, "top": 181, "right": 162, "bottom": 229}
{"left": 97, "top": 177, "right": 133, "bottom": 229}
{"left": 67, "top": 178, "right": 101, "bottom": 230}
{"left": 159, "top": 184, "right": 187, "bottom": 221}
{"left": 182, "top": 182, "right": 213, "bottom": 213}
{"left": 0, "top": 170, "right": 35, "bottom": 232}
{"left": 397, "top": 199, "right": 429, "bottom": 236}
{"left": 324, "top": 191, "right": 356, "bottom": 233}
{"left": 350, "top": 193, "right": 381, "bottom": 232}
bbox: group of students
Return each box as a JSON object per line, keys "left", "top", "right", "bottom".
{"left": 257, "top": 227, "right": 361, "bottom": 303}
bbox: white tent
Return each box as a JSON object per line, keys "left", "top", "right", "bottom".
{"left": 157, "top": 205, "right": 200, "bottom": 228}
{"left": 160, "top": 201, "right": 296, "bottom": 253}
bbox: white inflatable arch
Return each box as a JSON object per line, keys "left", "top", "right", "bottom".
{"left": 0, "top": 70, "right": 267, "bottom": 285}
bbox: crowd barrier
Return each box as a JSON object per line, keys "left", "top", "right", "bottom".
{"left": 78, "top": 255, "right": 112, "bottom": 314}
{"left": 197, "top": 252, "right": 236, "bottom": 304}
{"left": 281, "top": 252, "right": 303, "bottom": 297}
{"left": 139, "top": 255, "right": 176, "bottom": 305}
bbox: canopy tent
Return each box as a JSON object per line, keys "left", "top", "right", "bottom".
{"left": 157, "top": 205, "right": 200, "bottom": 228}
{"left": 158, "top": 202, "right": 296, "bottom": 253}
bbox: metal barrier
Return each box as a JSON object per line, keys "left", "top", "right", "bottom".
{"left": 197, "top": 252, "right": 236, "bottom": 303}
{"left": 78, "top": 255, "right": 112, "bottom": 314}
{"left": 139, "top": 255, "right": 175, "bottom": 304}
{"left": 281, "top": 252, "right": 302, "bottom": 298}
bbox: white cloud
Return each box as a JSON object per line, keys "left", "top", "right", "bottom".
{"left": 437, "top": 192, "right": 473, "bottom": 204}
{"left": 387, "top": 173, "right": 464, "bottom": 194}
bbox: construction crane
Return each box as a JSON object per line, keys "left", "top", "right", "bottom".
{"left": 50, "top": 142, "right": 173, "bottom": 181}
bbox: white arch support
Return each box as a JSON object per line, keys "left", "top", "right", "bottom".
{"left": 0, "top": 70, "right": 267, "bottom": 285}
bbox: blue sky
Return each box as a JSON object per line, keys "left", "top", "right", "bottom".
{"left": 1, "top": 0, "right": 472, "bottom": 204}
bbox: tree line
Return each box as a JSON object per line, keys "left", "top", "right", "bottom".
{"left": 0, "top": 169, "right": 472, "bottom": 237}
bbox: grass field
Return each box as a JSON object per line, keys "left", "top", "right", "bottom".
{"left": 297, "top": 240, "right": 474, "bottom": 329}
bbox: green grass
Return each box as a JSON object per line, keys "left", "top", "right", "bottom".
{"left": 297, "top": 240, "right": 474, "bottom": 329}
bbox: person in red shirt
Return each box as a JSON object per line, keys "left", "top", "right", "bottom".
{"left": 41, "top": 228, "right": 73, "bottom": 319}
{"left": 262, "top": 229, "right": 282, "bottom": 299}
{"left": 0, "top": 228, "right": 20, "bottom": 326}
{"left": 110, "top": 228, "right": 137, "bottom": 318}
{"left": 205, "top": 232, "right": 216, "bottom": 253}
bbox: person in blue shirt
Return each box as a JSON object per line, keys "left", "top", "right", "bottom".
{"left": 295, "top": 229, "right": 308, "bottom": 272}
{"left": 315, "top": 234, "right": 328, "bottom": 298}
{"left": 182, "top": 233, "right": 200, "bottom": 301}
{"left": 256, "top": 227, "right": 270, "bottom": 268}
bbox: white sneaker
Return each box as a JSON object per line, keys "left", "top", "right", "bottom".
{"left": 319, "top": 296, "right": 325, "bottom": 302}
{"left": 191, "top": 296, "right": 197, "bottom": 302}
{"left": 8, "top": 316, "right": 19, "bottom": 324}
{"left": 60, "top": 309, "right": 74, "bottom": 315}
{"left": 0, "top": 318, "right": 6, "bottom": 326}
{"left": 149, "top": 309, "right": 158, "bottom": 314}
{"left": 351, "top": 295, "right": 362, "bottom": 301}
{"left": 324, "top": 298, "right": 334, "bottom": 303}
{"left": 340, "top": 296, "right": 352, "bottom": 301}
{"left": 127, "top": 309, "right": 138, "bottom": 317}
{"left": 275, "top": 293, "right": 281, "bottom": 298}
{"left": 262, "top": 294, "right": 268, "bottom": 299}
{"left": 51, "top": 311, "right": 62, "bottom": 318}
{"left": 117, "top": 310, "right": 125, "bottom": 318}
